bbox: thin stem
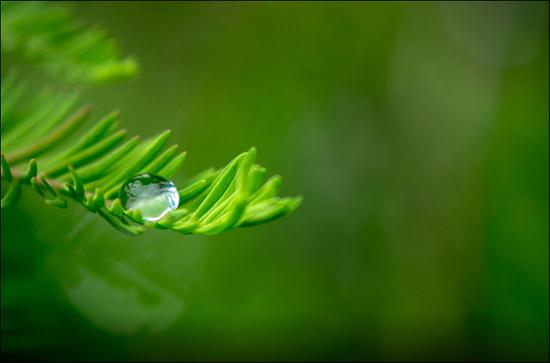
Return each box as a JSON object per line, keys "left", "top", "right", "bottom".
{"left": 1, "top": 165, "right": 113, "bottom": 207}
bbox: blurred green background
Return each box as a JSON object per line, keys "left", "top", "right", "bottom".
{"left": 1, "top": 1, "right": 548, "bottom": 361}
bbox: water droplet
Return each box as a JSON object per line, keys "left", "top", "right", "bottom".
{"left": 119, "top": 174, "right": 179, "bottom": 222}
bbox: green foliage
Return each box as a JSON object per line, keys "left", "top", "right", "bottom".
{"left": 0, "top": 2, "right": 301, "bottom": 236}
{"left": 1, "top": 1, "right": 138, "bottom": 83}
